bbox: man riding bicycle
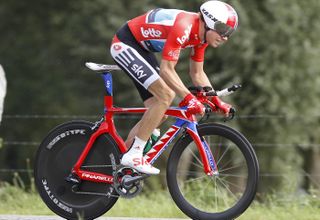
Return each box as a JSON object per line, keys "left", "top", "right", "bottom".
{"left": 110, "top": 0, "right": 238, "bottom": 175}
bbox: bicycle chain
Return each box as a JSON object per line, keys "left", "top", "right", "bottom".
{"left": 71, "top": 185, "right": 119, "bottom": 198}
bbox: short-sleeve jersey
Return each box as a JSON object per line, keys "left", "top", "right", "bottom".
{"left": 127, "top": 8, "right": 208, "bottom": 62}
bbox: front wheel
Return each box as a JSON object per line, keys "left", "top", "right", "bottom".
{"left": 34, "top": 120, "right": 121, "bottom": 220}
{"left": 167, "top": 123, "right": 259, "bottom": 220}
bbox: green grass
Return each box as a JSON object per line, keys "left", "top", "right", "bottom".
{"left": 238, "top": 202, "right": 320, "bottom": 220}
{"left": 0, "top": 183, "right": 320, "bottom": 219}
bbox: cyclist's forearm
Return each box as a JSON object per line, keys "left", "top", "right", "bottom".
{"left": 189, "top": 60, "right": 214, "bottom": 90}
{"left": 160, "top": 62, "right": 190, "bottom": 98}
{"left": 161, "top": 69, "right": 190, "bottom": 98}
{"left": 191, "top": 71, "right": 213, "bottom": 89}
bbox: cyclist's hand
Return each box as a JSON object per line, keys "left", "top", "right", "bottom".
{"left": 211, "top": 96, "right": 233, "bottom": 116}
{"left": 179, "top": 93, "right": 205, "bottom": 115}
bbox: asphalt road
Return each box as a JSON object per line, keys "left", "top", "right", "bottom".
{"left": 0, "top": 216, "right": 187, "bottom": 220}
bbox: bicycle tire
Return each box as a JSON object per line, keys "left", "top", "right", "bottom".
{"left": 167, "top": 123, "right": 259, "bottom": 220}
{"left": 34, "top": 120, "right": 120, "bottom": 220}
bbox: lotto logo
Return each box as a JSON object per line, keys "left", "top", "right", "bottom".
{"left": 177, "top": 24, "right": 192, "bottom": 45}
{"left": 141, "top": 27, "right": 162, "bottom": 38}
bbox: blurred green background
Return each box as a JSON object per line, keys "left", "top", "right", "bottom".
{"left": 0, "top": 0, "right": 320, "bottom": 211}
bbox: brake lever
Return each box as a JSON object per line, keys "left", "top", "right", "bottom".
{"left": 199, "top": 107, "right": 212, "bottom": 124}
{"left": 224, "top": 107, "right": 236, "bottom": 122}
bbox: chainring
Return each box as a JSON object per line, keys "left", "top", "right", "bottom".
{"left": 113, "top": 167, "right": 143, "bottom": 199}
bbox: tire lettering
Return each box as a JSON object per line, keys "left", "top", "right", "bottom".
{"left": 42, "top": 179, "right": 73, "bottom": 213}
{"left": 47, "top": 129, "right": 86, "bottom": 150}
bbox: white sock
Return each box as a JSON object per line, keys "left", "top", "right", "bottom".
{"left": 128, "top": 136, "right": 147, "bottom": 155}
{"left": 152, "top": 129, "right": 161, "bottom": 137}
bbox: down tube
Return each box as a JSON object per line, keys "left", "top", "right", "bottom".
{"left": 186, "top": 122, "right": 218, "bottom": 174}
{"left": 146, "top": 119, "right": 186, "bottom": 165}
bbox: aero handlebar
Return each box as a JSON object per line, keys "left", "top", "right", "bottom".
{"left": 188, "top": 84, "right": 242, "bottom": 97}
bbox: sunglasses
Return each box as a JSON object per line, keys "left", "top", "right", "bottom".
{"left": 206, "top": 21, "right": 235, "bottom": 38}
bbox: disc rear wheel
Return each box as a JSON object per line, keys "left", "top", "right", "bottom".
{"left": 34, "top": 120, "right": 120, "bottom": 220}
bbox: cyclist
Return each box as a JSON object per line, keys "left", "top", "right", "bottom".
{"left": 110, "top": 0, "right": 238, "bottom": 174}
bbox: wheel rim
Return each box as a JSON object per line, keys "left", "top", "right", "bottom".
{"left": 176, "top": 134, "right": 250, "bottom": 213}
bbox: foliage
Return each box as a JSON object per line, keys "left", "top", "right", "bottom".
{"left": 0, "top": 0, "right": 320, "bottom": 195}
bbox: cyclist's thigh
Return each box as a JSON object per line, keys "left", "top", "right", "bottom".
{"left": 131, "top": 49, "right": 160, "bottom": 102}
{"left": 110, "top": 42, "right": 160, "bottom": 91}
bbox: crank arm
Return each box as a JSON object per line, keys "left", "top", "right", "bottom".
{"left": 122, "top": 174, "right": 150, "bottom": 187}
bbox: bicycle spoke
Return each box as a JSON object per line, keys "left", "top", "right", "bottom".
{"left": 217, "top": 177, "right": 246, "bottom": 192}
{"left": 176, "top": 170, "right": 204, "bottom": 176}
{"left": 215, "top": 177, "right": 232, "bottom": 210}
{"left": 216, "top": 135, "right": 224, "bottom": 160}
{"left": 216, "top": 143, "right": 231, "bottom": 167}
{"left": 215, "top": 176, "right": 218, "bottom": 212}
{"left": 218, "top": 158, "right": 233, "bottom": 171}
{"left": 202, "top": 176, "right": 213, "bottom": 192}
{"left": 184, "top": 175, "right": 207, "bottom": 184}
{"left": 190, "top": 161, "right": 205, "bottom": 170}
{"left": 187, "top": 146, "right": 203, "bottom": 167}
{"left": 219, "top": 173, "right": 248, "bottom": 178}
{"left": 204, "top": 176, "right": 229, "bottom": 211}
{"left": 179, "top": 176, "right": 207, "bottom": 199}
{"left": 219, "top": 163, "right": 245, "bottom": 173}
{"left": 216, "top": 177, "right": 238, "bottom": 201}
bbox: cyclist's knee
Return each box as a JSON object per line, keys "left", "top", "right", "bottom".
{"left": 149, "top": 80, "right": 175, "bottom": 107}
{"left": 160, "top": 89, "right": 175, "bottom": 107}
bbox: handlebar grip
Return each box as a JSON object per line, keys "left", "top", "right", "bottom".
{"left": 205, "top": 91, "right": 217, "bottom": 96}
{"left": 228, "top": 84, "right": 242, "bottom": 92}
{"left": 203, "top": 86, "right": 213, "bottom": 92}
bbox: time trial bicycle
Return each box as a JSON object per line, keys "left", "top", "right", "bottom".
{"left": 34, "top": 62, "right": 259, "bottom": 220}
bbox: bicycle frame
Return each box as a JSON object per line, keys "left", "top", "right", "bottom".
{"left": 72, "top": 71, "right": 218, "bottom": 184}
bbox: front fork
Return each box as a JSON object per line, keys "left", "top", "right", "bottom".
{"left": 186, "top": 123, "right": 219, "bottom": 176}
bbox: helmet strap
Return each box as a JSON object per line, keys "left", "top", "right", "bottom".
{"left": 203, "top": 24, "right": 210, "bottom": 44}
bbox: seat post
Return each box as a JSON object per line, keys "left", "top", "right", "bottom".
{"left": 84, "top": 62, "right": 121, "bottom": 112}
{"left": 101, "top": 72, "right": 113, "bottom": 110}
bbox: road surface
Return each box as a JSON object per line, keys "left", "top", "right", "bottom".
{"left": 0, "top": 215, "right": 188, "bottom": 220}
